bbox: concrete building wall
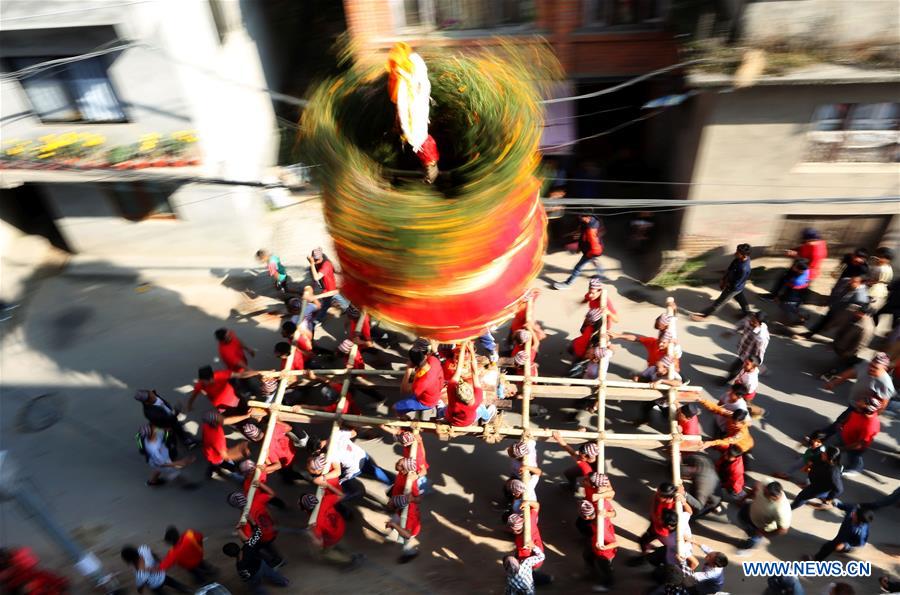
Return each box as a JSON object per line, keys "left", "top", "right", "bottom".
{"left": 743, "top": 0, "right": 899, "bottom": 47}
{"left": 0, "top": 0, "right": 277, "bottom": 260}
{"left": 680, "top": 83, "right": 900, "bottom": 257}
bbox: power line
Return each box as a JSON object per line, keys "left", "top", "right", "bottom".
{"left": 540, "top": 59, "right": 708, "bottom": 105}
{"left": 548, "top": 177, "right": 898, "bottom": 191}
{"left": 544, "top": 196, "right": 900, "bottom": 208}
{"left": 0, "top": 42, "right": 138, "bottom": 82}
{"left": 542, "top": 109, "right": 665, "bottom": 151}
{"left": 542, "top": 105, "right": 631, "bottom": 126}
{"left": 0, "top": 1, "right": 148, "bottom": 23}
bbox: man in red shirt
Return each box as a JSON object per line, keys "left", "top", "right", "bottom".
{"left": 554, "top": 215, "right": 605, "bottom": 289}
{"left": 299, "top": 493, "right": 365, "bottom": 569}
{"left": 215, "top": 328, "right": 255, "bottom": 372}
{"left": 274, "top": 341, "right": 305, "bottom": 382}
{"left": 677, "top": 403, "right": 702, "bottom": 439}
{"left": 308, "top": 247, "right": 350, "bottom": 328}
{"left": 716, "top": 445, "right": 746, "bottom": 499}
{"left": 579, "top": 501, "right": 617, "bottom": 592}
{"left": 445, "top": 344, "right": 495, "bottom": 427}
{"left": 508, "top": 508, "right": 554, "bottom": 586}
{"left": 837, "top": 405, "right": 881, "bottom": 474}
{"left": 551, "top": 430, "right": 598, "bottom": 491}
{"left": 201, "top": 411, "right": 249, "bottom": 479}
{"left": 766, "top": 228, "right": 828, "bottom": 299}
{"left": 612, "top": 331, "right": 678, "bottom": 372}
{"left": 385, "top": 494, "right": 422, "bottom": 563}
{"left": 228, "top": 491, "right": 284, "bottom": 568}
{"left": 634, "top": 482, "right": 680, "bottom": 558}
{"left": 345, "top": 305, "right": 374, "bottom": 349}
{"left": 582, "top": 277, "right": 619, "bottom": 325}
{"left": 393, "top": 347, "right": 445, "bottom": 416}
{"left": 187, "top": 365, "right": 260, "bottom": 414}
{"left": 381, "top": 428, "right": 431, "bottom": 493}
{"left": 160, "top": 526, "right": 216, "bottom": 583}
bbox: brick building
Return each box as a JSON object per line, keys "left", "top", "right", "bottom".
{"left": 342, "top": 0, "right": 684, "bottom": 177}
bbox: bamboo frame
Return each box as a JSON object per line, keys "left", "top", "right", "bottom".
{"left": 238, "top": 296, "right": 308, "bottom": 526}
{"left": 235, "top": 291, "right": 703, "bottom": 561}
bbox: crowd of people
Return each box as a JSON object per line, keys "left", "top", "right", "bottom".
{"left": 110, "top": 231, "right": 900, "bottom": 595}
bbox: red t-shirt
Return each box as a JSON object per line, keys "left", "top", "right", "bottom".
{"left": 296, "top": 333, "right": 313, "bottom": 353}
{"left": 194, "top": 370, "right": 239, "bottom": 410}
{"left": 638, "top": 336, "right": 667, "bottom": 367}
{"left": 514, "top": 514, "right": 544, "bottom": 568}
{"left": 391, "top": 473, "right": 422, "bottom": 498}
{"left": 281, "top": 351, "right": 304, "bottom": 371}
{"left": 412, "top": 355, "right": 445, "bottom": 407}
{"left": 317, "top": 260, "right": 337, "bottom": 291}
{"left": 403, "top": 501, "right": 421, "bottom": 537}
{"left": 650, "top": 495, "right": 676, "bottom": 537}
{"left": 445, "top": 380, "right": 483, "bottom": 427}
{"left": 511, "top": 306, "right": 527, "bottom": 335}
{"left": 590, "top": 518, "right": 617, "bottom": 560}
{"left": 678, "top": 416, "right": 701, "bottom": 436}
{"left": 241, "top": 506, "right": 277, "bottom": 542}
{"left": 314, "top": 491, "right": 346, "bottom": 548}
{"left": 218, "top": 338, "right": 247, "bottom": 372}
{"left": 348, "top": 315, "right": 371, "bottom": 342}
{"left": 797, "top": 240, "right": 827, "bottom": 281}
{"left": 348, "top": 350, "right": 365, "bottom": 370}
{"left": 840, "top": 411, "right": 881, "bottom": 449}
{"left": 403, "top": 441, "right": 428, "bottom": 473}
{"left": 716, "top": 455, "right": 745, "bottom": 494}
{"left": 571, "top": 326, "right": 594, "bottom": 360}
{"left": 242, "top": 470, "right": 268, "bottom": 495}
{"left": 202, "top": 424, "right": 226, "bottom": 465}
{"left": 267, "top": 422, "right": 295, "bottom": 466}
{"left": 575, "top": 459, "right": 593, "bottom": 477}
{"left": 159, "top": 529, "right": 204, "bottom": 570}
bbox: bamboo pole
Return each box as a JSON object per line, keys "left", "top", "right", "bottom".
{"left": 595, "top": 288, "right": 608, "bottom": 549}
{"left": 238, "top": 296, "right": 308, "bottom": 527}
{"left": 665, "top": 298, "right": 687, "bottom": 563}
{"left": 249, "top": 401, "right": 702, "bottom": 444}
{"left": 273, "top": 369, "right": 703, "bottom": 395}
{"left": 521, "top": 296, "right": 534, "bottom": 549}
{"left": 308, "top": 313, "right": 367, "bottom": 527}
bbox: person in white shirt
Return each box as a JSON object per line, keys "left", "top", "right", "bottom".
{"left": 326, "top": 429, "right": 395, "bottom": 503}
{"left": 686, "top": 543, "right": 728, "bottom": 595}
{"left": 728, "top": 356, "right": 760, "bottom": 399}
{"left": 120, "top": 544, "right": 190, "bottom": 593}
{"left": 709, "top": 384, "right": 750, "bottom": 435}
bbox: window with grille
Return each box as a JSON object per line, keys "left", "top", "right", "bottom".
{"left": 805, "top": 102, "right": 899, "bottom": 163}
{"left": 394, "top": 0, "right": 535, "bottom": 32}
{"left": 11, "top": 56, "right": 127, "bottom": 124}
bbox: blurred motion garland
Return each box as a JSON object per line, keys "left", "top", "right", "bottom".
{"left": 301, "top": 44, "right": 559, "bottom": 341}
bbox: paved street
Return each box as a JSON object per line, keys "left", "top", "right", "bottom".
{"left": 1, "top": 243, "right": 897, "bottom": 594}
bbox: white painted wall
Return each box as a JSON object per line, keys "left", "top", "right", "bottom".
{"left": 681, "top": 83, "right": 900, "bottom": 254}
{"left": 0, "top": 0, "right": 278, "bottom": 260}
{"left": 743, "top": 0, "right": 899, "bottom": 47}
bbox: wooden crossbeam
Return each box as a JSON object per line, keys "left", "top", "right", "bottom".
{"left": 247, "top": 402, "right": 703, "bottom": 447}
